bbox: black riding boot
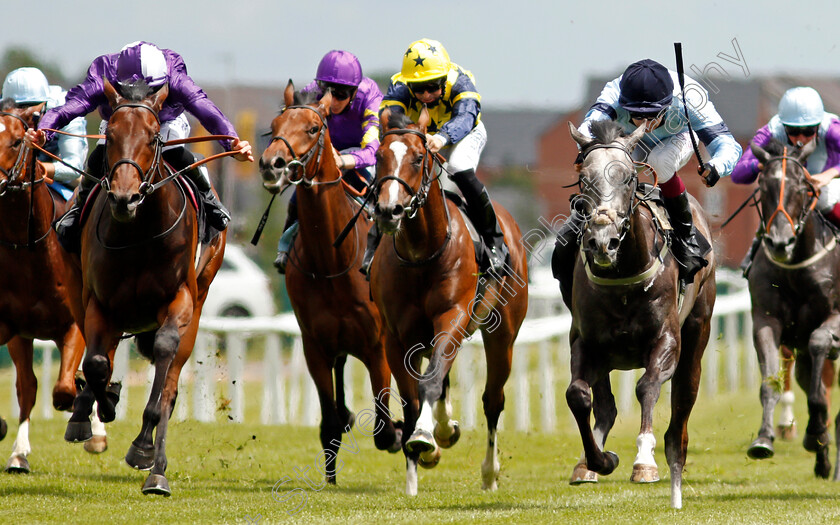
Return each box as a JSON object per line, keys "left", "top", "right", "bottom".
{"left": 664, "top": 191, "right": 711, "bottom": 286}
{"left": 740, "top": 234, "right": 762, "bottom": 278}
{"left": 551, "top": 211, "right": 585, "bottom": 302}
{"left": 273, "top": 198, "right": 299, "bottom": 274}
{"left": 359, "top": 222, "right": 381, "bottom": 281}
{"left": 164, "top": 148, "right": 230, "bottom": 231}
{"left": 55, "top": 144, "right": 105, "bottom": 253}
{"left": 450, "top": 168, "right": 510, "bottom": 274}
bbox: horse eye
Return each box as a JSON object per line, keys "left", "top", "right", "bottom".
{"left": 12, "top": 138, "right": 22, "bottom": 148}
{"left": 308, "top": 126, "right": 319, "bottom": 135}
{"left": 412, "top": 154, "right": 423, "bottom": 166}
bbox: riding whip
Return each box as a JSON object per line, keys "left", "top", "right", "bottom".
{"left": 674, "top": 43, "right": 719, "bottom": 187}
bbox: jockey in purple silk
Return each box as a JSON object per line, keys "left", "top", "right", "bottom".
{"left": 27, "top": 40, "right": 254, "bottom": 253}
{"left": 273, "top": 49, "right": 383, "bottom": 274}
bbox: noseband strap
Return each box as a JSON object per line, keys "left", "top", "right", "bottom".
{"left": 269, "top": 105, "right": 335, "bottom": 187}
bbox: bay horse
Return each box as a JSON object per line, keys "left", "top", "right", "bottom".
{"left": 744, "top": 138, "right": 840, "bottom": 479}
{"left": 371, "top": 109, "right": 528, "bottom": 495}
{"left": 258, "top": 81, "right": 401, "bottom": 484}
{"left": 0, "top": 101, "right": 88, "bottom": 472}
{"left": 565, "top": 121, "right": 716, "bottom": 508}
{"left": 62, "top": 79, "right": 225, "bottom": 496}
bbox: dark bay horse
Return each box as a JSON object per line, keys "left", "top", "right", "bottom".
{"left": 258, "top": 82, "right": 401, "bottom": 484}
{"left": 565, "top": 121, "right": 716, "bottom": 508}
{"left": 0, "top": 101, "right": 87, "bottom": 472}
{"left": 62, "top": 79, "right": 225, "bottom": 496}
{"left": 371, "top": 109, "right": 528, "bottom": 495}
{"left": 744, "top": 138, "right": 840, "bottom": 479}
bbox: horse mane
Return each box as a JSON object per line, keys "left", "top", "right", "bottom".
{"left": 115, "top": 80, "right": 156, "bottom": 102}
{"left": 384, "top": 111, "right": 414, "bottom": 130}
{"left": 587, "top": 120, "right": 627, "bottom": 146}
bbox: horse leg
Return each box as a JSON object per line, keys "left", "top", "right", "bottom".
{"left": 52, "top": 324, "right": 85, "bottom": 411}
{"left": 776, "top": 347, "right": 797, "bottom": 440}
{"left": 5, "top": 337, "right": 36, "bottom": 473}
{"left": 333, "top": 355, "right": 355, "bottom": 431}
{"left": 124, "top": 332, "right": 157, "bottom": 470}
{"left": 570, "top": 376, "right": 616, "bottom": 485}
{"left": 566, "top": 340, "right": 617, "bottom": 476}
{"left": 86, "top": 344, "right": 120, "bottom": 455}
{"left": 384, "top": 332, "right": 421, "bottom": 495}
{"left": 748, "top": 320, "right": 783, "bottom": 459}
{"left": 432, "top": 373, "right": 460, "bottom": 449}
{"left": 302, "top": 342, "right": 343, "bottom": 486}
{"left": 478, "top": 325, "right": 516, "bottom": 491}
{"left": 365, "top": 348, "right": 402, "bottom": 453}
{"left": 802, "top": 318, "right": 840, "bottom": 478}
{"left": 632, "top": 336, "right": 680, "bottom": 485}
{"left": 664, "top": 305, "right": 711, "bottom": 509}
{"left": 141, "top": 289, "right": 199, "bottom": 496}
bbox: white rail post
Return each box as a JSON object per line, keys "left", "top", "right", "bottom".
{"left": 514, "top": 343, "right": 530, "bottom": 432}
{"left": 227, "top": 332, "right": 246, "bottom": 423}
{"left": 743, "top": 313, "right": 757, "bottom": 389}
{"left": 262, "top": 333, "right": 281, "bottom": 424}
{"left": 40, "top": 342, "right": 53, "bottom": 419}
{"left": 193, "top": 331, "right": 217, "bottom": 422}
{"left": 114, "top": 339, "right": 131, "bottom": 421}
{"left": 725, "top": 312, "right": 740, "bottom": 392}
{"left": 704, "top": 317, "right": 720, "bottom": 397}
{"left": 539, "top": 339, "right": 555, "bottom": 432}
{"left": 458, "top": 344, "right": 477, "bottom": 430}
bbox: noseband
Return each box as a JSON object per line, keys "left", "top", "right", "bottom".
{"left": 104, "top": 103, "right": 164, "bottom": 202}
{"left": 268, "top": 105, "right": 337, "bottom": 188}
{"left": 760, "top": 147, "right": 819, "bottom": 237}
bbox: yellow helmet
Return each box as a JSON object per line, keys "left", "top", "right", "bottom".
{"left": 398, "top": 38, "right": 452, "bottom": 83}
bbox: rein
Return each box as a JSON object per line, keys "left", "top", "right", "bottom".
{"left": 266, "top": 105, "right": 338, "bottom": 189}
{"left": 761, "top": 148, "right": 819, "bottom": 237}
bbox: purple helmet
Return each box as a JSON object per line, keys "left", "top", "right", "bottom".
{"left": 315, "top": 50, "right": 362, "bottom": 87}
{"left": 116, "top": 41, "right": 168, "bottom": 87}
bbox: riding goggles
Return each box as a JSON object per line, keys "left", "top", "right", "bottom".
{"left": 319, "top": 82, "right": 356, "bottom": 101}
{"left": 784, "top": 125, "right": 818, "bottom": 137}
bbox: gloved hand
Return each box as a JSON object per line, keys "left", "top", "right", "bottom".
{"left": 700, "top": 163, "right": 720, "bottom": 187}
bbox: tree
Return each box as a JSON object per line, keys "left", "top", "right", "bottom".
{"left": 0, "top": 46, "right": 66, "bottom": 87}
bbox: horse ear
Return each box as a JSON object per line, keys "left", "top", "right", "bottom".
{"left": 750, "top": 141, "right": 771, "bottom": 165}
{"left": 318, "top": 90, "right": 333, "bottom": 117}
{"left": 568, "top": 122, "right": 590, "bottom": 148}
{"left": 418, "top": 105, "right": 430, "bottom": 133}
{"left": 380, "top": 108, "right": 391, "bottom": 132}
{"left": 284, "top": 79, "right": 294, "bottom": 108}
{"left": 797, "top": 136, "right": 818, "bottom": 161}
{"left": 22, "top": 102, "right": 46, "bottom": 126}
{"left": 623, "top": 123, "right": 647, "bottom": 152}
{"left": 149, "top": 83, "right": 169, "bottom": 113}
{"left": 103, "top": 77, "right": 122, "bottom": 108}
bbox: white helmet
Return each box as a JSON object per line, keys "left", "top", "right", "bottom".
{"left": 778, "top": 87, "right": 824, "bottom": 127}
{"left": 2, "top": 67, "right": 49, "bottom": 104}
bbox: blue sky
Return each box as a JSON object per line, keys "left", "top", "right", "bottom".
{"left": 3, "top": 0, "right": 838, "bottom": 109}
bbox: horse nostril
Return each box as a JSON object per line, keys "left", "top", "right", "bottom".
{"left": 129, "top": 193, "right": 143, "bottom": 204}
{"left": 392, "top": 204, "right": 404, "bottom": 219}
{"left": 273, "top": 157, "right": 286, "bottom": 169}
{"left": 587, "top": 238, "right": 597, "bottom": 252}
{"left": 608, "top": 238, "right": 620, "bottom": 251}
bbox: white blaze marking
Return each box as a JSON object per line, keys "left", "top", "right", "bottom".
{"left": 387, "top": 142, "right": 408, "bottom": 205}
{"left": 0, "top": 123, "right": 6, "bottom": 133}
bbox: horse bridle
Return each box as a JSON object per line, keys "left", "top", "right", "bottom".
{"left": 759, "top": 147, "right": 819, "bottom": 237}
{"left": 373, "top": 127, "right": 453, "bottom": 266}
{"left": 268, "top": 105, "right": 339, "bottom": 188}
{"left": 0, "top": 111, "right": 44, "bottom": 196}
{"left": 103, "top": 102, "right": 165, "bottom": 203}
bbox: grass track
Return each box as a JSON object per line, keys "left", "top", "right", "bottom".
{"left": 1, "top": 374, "right": 840, "bottom": 524}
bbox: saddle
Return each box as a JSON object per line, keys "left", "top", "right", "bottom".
{"left": 444, "top": 189, "right": 484, "bottom": 268}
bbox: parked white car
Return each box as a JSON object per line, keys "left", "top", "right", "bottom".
{"left": 202, "top": 244, "right": 276, "bottom": 318}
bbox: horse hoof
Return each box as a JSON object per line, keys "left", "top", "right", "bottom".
{"left": 406, "top": 429, "right": 437, "bottom": 454}
{"left": 776, "top": 423, "right": 797, "bottom": 441}
{"left": 64, "top": 420, "right": 92, "bottom": 443}
{"left": 141, "top": 474, "right": 171, "bottom": 496}
{"left": 418, "top": 447, "right": 441, "bottom": 469}
{"left": 598, "top": 451, "right": 619, "bottom": 475}
{"left": 747, "top": 436, "right": 775, "bottom": 459}
{"left": 52, "top": 387, "right": 76, "bottom": 412}
{"left": 125, "top": 443, "right": 156, "bottom": 471}
{"left": 803, "top": 432, "right": 830, "bottom": 453}
{"left": 630, "top": 464, "right": 660, "bottom": 483}
{"left": 388, "top": 428, "right": 403, "bottom": 454}
{"left": 84, "top": 435, "right": 108, "bottom": 454}
{"left": 433, "top": 421, "right": 460, "bottom": 449}
{"left": 5, "top": 455, "right": 30, "bottom": 474}
{"left": 569, "top": 462, "right": 598, "bottom": 485}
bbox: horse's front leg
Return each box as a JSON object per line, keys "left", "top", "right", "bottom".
{"left": 748, "top": 317, "right": 783, "bottom": 459}
{"left": 66, "top": 300, "right": 119, "bottom": 443}
{"left": 300, "top": 336, "right": 342, "bottom": 486}
{"left": 140, "top": 287, "right": 196, "bottom": 496}
{"left": 384, "top": 331, "right": 420, "bottom": 495}
{"left": 366, "top": 339, "right": 403, "bottom": 454}
{"left": 801, "top": 314, "right": 840, "bottom": 478}
{"left": 631, "top": 335, "right": 679, "bottom": 484}
{"left": 566, "top": 340, "right": 617, "bottom": 476}
{"left": 52, "top": 323, "right": 85, "bottom": 411}
{"left": 5, "top": 336, "right": 36, "bottom": 473}
{"left": 570, "top": 375, "right": 616, "bottom": 484}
